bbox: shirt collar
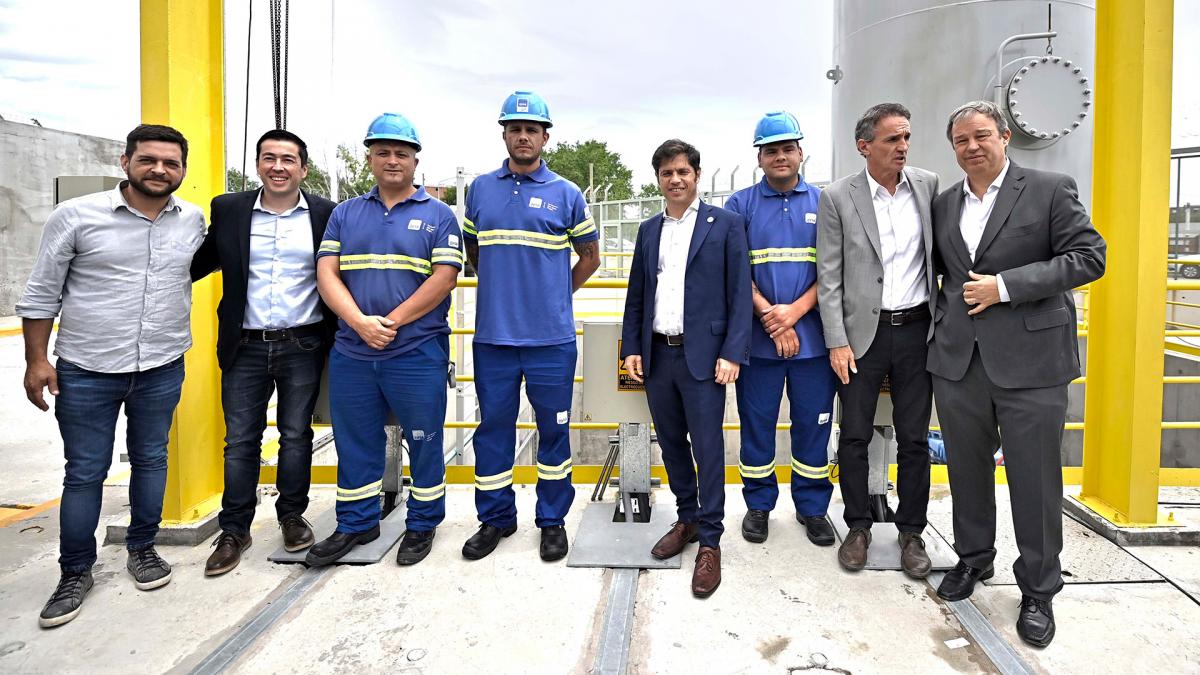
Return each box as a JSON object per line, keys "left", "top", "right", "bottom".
{"left": 366, "top": 184, "right": 431, "bottom": 204}
{"left": 756, "top": 176, "right": 809, "bottom": 197}
{"left": 664, "top": 197, "right": 701, "bottom": 223}
{"left": 109, "top": 180, "right": 181, "bottom": 214}
{"left": 962, "top": 159, "right": 1010, "bottom": 198}
{"left": 499, "top": 159, "right": 553, "bottom": 183}
{"left": 864, "top": 169, "right": 910, "bottom": 198}
{"left": 252, "top": 188, "right": 309, "bottom": 216}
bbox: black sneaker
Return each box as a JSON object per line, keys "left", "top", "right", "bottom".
{"left": 127, "top": 546, "right": 173, "bottom": 591}
{"left": 38, "top": 570, "right": 94, "bottom": 628}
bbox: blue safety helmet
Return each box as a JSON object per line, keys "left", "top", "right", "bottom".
{"left": 363, "top": 112, "right": 422, "bottom": 151}
{"left": 497, "top": 90, "right": 553, "bottom": 128}
{"left": 753, "top": 111, "right": 804, "bottom": 147}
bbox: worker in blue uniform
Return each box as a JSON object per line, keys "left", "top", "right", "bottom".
{"left": 461, "top": 90, "right": 601, "bottom": 562}
{"left": 307, "top": 113, "right": 463, "bottom": 567}
{"left": 725, "top": 112, "right": 838, "bottom": 546}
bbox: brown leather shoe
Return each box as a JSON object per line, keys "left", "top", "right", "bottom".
{"left": 692, "top": 546, "right": 721, "bottom": 598}
{"left": 280, "top": 514, "right": 315, "bottom": 552}
{"left": 651, "top": 521, "right": 699, "bottom": 560}
{"left": 898, "top": 532, "right": 932, "bottom": 578}
{"left": 205, "top": 531, "right": 251, "bottom": 577}
{"left": 838, "top": 527, "right": 871, "bottom": 571}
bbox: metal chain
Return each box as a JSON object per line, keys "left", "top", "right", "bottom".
{"left": 282, "top": 0, "right": 289, "bottom": 129}
{"left": 269, "top": 0, "right": 283, "bottom": 129}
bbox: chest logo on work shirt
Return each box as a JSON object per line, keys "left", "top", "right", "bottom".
{"left": 408, "top": 219, "right": 423, "bottom": 231}
{"left": 805, "top": 212, "right": 817, "bottom": 224}
{"left": 528, "top": 197, "right": 543, "bottom": 209}
{"left": 425, "top": 224, "right": 436, "bottom": 233}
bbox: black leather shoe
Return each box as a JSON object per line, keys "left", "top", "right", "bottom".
{"left": 798, "top": 514, "right": 836, "bottom": 546}
{"left": 741, "top": 510, "right": 769, "bottom": 543}
{"left": 396, "top": 529, "right": 436, "bottom": 566}
{"left": 304, "top": 525, "right": 380, "bottom": 567}
{"left": 1016, "top": 595, "right": 1055, "bottom": 647}
{"left": 205, "top": 530, "right": 252, "bottom": 576}
{"left": 539, "top": 526, "right": 568, "bottom": 562}
{"left": 936, "top": 560, "right": 995, "bottom": 601}
{"left": 462, "top": 523, "right": 518, "bottom": 560}
{"left": 279, "top": 514, "right": 315, "bottom": 552}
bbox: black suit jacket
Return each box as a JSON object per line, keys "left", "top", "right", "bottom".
{"left": 190, "top": 189, "right": 339, "bottom": 370}
{"left": 621, "top": 201, "right": 752, "bottom": 381}
{"left": 929, "top": 161, "right": 1106, "bottom": 388}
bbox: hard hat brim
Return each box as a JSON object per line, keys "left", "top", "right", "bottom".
{"left": 498, "top": 114, "right": 553, "bottom": 129}
{"left": 753, "top": 132, "right": 804, "bottom": 147}
{"left": 363, "top": 135, "right": 422, "bottom": 152}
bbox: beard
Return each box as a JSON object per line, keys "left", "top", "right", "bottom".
{"left": 127, "top": 173, "right": 182, "bottom": 198}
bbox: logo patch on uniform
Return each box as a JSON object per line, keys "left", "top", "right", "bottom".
{"left": 557, "top": 410, "right": 569, "bottom": 424}
{"left": 425, "top": 224, "right": 436, "bottom": 233}
{"left": 448, "top": 234, "right": 459, "bottom": 248}
{"left": 412, "top": 430, "right": 425, "bottom": 440}
{"left": 818, "top": 413, "right": 831, "bottom": 424}
{"left": 408, "top": 219, "right": 422, "bottom": 230}
{"left": 584, "top": 206, "right": 592, "bottom": 219}
{"left": 546, "top": 202, "right": 559, "bottom": 212}
{"left": 528, "top": 197, "right": 543, "bottom": 209}
{"left": 516, "top": 97, "right": 530, "bottom": 112}
{"left": 806, "top": 212, "right": 817, "bottom": 224}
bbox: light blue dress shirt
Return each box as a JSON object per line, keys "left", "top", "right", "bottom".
{"left": 243, "top": 191, "right": 323, "bottom": 329}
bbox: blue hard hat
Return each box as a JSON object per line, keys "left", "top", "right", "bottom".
{"left": 753, "top": 111, "right": 804, "bottom": 146}
{"left": 363, "top": 112, "right": 422, "bottom": 151}
{"left": 498, "top": 90, "right": 553, "bottom": 128}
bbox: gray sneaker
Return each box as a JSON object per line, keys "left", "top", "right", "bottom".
{"left": 127, "top": 546, "right": 173, "bottom": 590}
{"left": 39, "top": 570, "right": 94, "bottom": 628}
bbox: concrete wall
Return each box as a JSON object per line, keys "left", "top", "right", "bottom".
{"left": 0, "top": 120, "right": 124, "bottom": 314}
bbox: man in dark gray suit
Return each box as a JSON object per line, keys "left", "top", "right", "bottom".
{"left": 929, "top": 100, "right": 1105, "bottom": 648}
{"left": 817, "top": 103, "right": 939, "bottom": 579}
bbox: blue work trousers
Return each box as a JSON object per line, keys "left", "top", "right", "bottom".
{"left": 54, "top": 357, "right": 185, "bottom": 573}
{"left": 736, "top": 355, "right": 837, "bottom": 516}
{"left": 472, "top": 341, "right": 576, "bottom": 529}
{"left": 328, "top": 338, "right": 447, "bottom": 534}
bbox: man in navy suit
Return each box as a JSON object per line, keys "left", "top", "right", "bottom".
{"left": 621, "top": 139, "right": 751, "bottom": 597}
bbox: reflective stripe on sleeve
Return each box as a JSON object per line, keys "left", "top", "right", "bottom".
{"left": 569, "top": 218, "right": 596, "bottom": 239}
{"left": 318, "top": 239, "right": 342, "bottom": 254}
{"left": 462, "top": 218, "right": 477, "bottom": 236}
{"left": 431, "top": 247, "right": 464, "bottom": 266}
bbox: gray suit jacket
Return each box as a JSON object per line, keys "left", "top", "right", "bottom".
{"left": 928, "top": 161, "right": 1106, "bottom": 388}
{"left": 817, "top": 166, "right": 939, "bottom": 358}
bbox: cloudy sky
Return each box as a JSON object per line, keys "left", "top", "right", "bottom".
{"left": 1, "top": 0, "right": 1197, "bottom": 199}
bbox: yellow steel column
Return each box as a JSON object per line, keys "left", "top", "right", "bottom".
{"left": 1079, "top": 0, "right": 1173, "bottom": 526}
{"left": 141, "top": 0, "right": 227, "bottom": 523}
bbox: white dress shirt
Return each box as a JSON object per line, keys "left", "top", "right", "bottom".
{"left": 865, "top": 169, "right": 927, "bottom": 310}
{"left": 243, "top": 191, "right": 323, "bottom": 329}
{"left": 652, "top": 198, "right": 700, "bottom": 335}
{"left": 959, "top": 159, "right": 1011, "bottom": 302}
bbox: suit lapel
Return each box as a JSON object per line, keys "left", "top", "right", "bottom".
{"left": 685, "top": 201, "right": 715, "bottom": 268}
{"left": 944, "top": 182, "right": 973, "bottom": 271}
{"left": 644, "top": 213, "right": 664, "bottom": 298}
{"left": 237, "top": 190, "right": 257, "bottom": 279}
{"left": 848, "top": 171, "right": 883, "bottom": 263}
{"left": 907, "top": 168, "right": 934, "bottom": 261}
{"left": 972, "top": 163, "right": 1025, "bottom": 263}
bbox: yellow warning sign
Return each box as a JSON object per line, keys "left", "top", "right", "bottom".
{"left": 616, "top": 339, "right": 644, "bottom": 392}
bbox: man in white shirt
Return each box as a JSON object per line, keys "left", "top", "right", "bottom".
{"left": 816, "top": 103, "right": 940, "bottom": 578}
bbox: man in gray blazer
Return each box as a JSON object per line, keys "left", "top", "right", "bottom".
{"left": 930, "top": 101, "right": 1105, "bottom": 648}
{"left": 817, "top": 103, "right": 939, "bottom": 579}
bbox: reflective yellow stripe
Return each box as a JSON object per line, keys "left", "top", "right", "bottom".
{"left": 536, "top": 459, "right": 573, "bottom": 480}
{"left": 738, "top": 461, "right": 776, "bottom": 479}
{"left": 791, "top": 458, "right": 831, "bottom": 479}
{"left": 336, "top": 479, "right": 383, "bottom": 501}
{"left": 480, "top": 229, "right": 569, "bottom": 243}
{"left": 749, "top": 247, "right": 817, "bottom": 265}
{"left": 318, "top": 239, "right": 341, "bottom": 254}
{"left": 431, "top": 247, "right": 464, "bottom": 265}
{"left": 476, "top": 229, "right": 571, "bottom": 250}
{"left": 569, "top": 218, "right": 596, "bottom": 238}
{"left": 462, "top": 218, "right": 477, "bottom": 235}
{"left": 479, "top": 238, "right": 571, "bottom": 251}
{"left": 410, "top": 482, "right": 446, "bottom": 502}
{"left": 474, "top": 469, "right": 514, "bottom": 491}
{"left": 338, "top": 253, "right": 433, "bottom": 274}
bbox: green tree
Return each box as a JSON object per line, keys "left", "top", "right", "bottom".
{"left": 636, "top": 182, "right": 660, "bottom": 198}
{"left": 226, "top": 167, "right": 260, "bottom": 193}
{"left": 542, "top": 140, "right": 633, "bottom": 201}
{"left": 336, "top": 143, "right": 375, "bottom": 199}
{"left": 438, "top": 185, "right": 457, "bottom": 206}
{"left": 301, "top": 161, "right": 332, "bottom": 199}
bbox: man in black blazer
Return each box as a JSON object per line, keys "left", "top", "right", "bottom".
{"left": 190, "top": 129, "right": 338, "bottom": 576}
{"left": 621, "top": 139, "right": 752, "bottom": 598}
{"left": 929, "top": 102, "right": 1105, "bottom": 647}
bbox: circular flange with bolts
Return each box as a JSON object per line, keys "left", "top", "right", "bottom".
{"left": 1006, "top": 55, "right": 1091, "bottom": 147}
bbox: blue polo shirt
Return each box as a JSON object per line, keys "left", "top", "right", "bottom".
{"left": 725, "top": 177, "right": 825, "bottom": 360}
{"left": 317, "top": 186, "right": 463, "bottom": 360}
{"left": 464, "top": 159, "right": 596, "bottom": 346}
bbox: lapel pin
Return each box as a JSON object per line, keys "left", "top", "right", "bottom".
{"left": 707, "top": 216, "right": 714, "bottom": 223}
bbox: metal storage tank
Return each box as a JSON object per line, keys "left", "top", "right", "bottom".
{"left": 829, "top": 0, "right": 1096, "bottom": 205}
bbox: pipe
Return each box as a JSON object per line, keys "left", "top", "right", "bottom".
{"left": 994, "top": 31, "right": 1058, "bottom": 104}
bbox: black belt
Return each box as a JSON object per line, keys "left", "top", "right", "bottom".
{"left": 879, "top": 305, "right": 930, "bottom": 326}
{"left": 652, "top": 333, "right": 684, "bottom": 346}
{"left": 241, "top": 323, "right": 325, "bottom": 342}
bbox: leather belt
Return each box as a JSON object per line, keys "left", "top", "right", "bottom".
{"left": 241, "top": 323, "right": 325, "bottom": 342}
{"left": 652, "top": 333, "right": 685, "bottom": 346}
{"left": 879, "top": 305, "right": 930, "bottom": 326}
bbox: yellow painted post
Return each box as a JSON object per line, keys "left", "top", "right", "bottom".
{"left": 141, "top": 0, "right": 227, "bottom": 524}
{"left": 1079, "top": 0, "right": 1173, "bottom": 526}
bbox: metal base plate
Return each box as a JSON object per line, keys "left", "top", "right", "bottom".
{"left": 567, "top": 500, "right": 683, "bottom": 569}
{"left": 831, "top": 518, "right": 958, "bottom": 571}
{"left": 268, "top": 502, "right": 407, "bottom": 565}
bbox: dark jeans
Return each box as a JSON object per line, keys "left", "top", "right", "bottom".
{"left": 835, "top": 318, "right": 932, "bottom": 533}
{"left": 55, "top": 357, "right": 185, "bottom": 573}
{"left": 218, "top": 334, "right": 325, "bottom": 534}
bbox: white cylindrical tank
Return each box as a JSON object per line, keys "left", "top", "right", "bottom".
{"left": 829, "top": 0, "right": 1096, "bottom": 204}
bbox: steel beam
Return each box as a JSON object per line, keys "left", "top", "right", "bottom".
{"left": 141, "top": 0, "right": 227, "bottom": 524}
{"left": 1079, "top": 0, "right": 1174, "bottom": 526}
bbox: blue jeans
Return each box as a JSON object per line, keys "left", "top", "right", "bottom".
{"left": 54, "top": 357, "right": 185, "bottom": 573}
{"left": 218, "top": 333, "right": 326, "bottom": 534}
